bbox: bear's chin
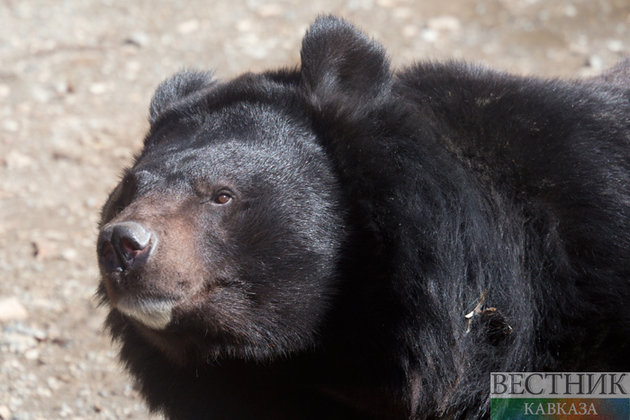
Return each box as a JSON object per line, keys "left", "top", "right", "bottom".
{"left": 114, "top": 296, "right": 177, "bottom": 330}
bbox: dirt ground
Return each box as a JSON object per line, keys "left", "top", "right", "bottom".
{"left": 1, "top": 0, "right": 629, "bottom": 418}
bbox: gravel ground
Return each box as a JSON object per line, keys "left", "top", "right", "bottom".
{"left": 1, "top": 0, "right": 629, "bottom": 419}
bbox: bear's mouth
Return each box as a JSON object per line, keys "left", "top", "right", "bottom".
{"left": 113, "top": 295, "right": 178, "bottom": 330}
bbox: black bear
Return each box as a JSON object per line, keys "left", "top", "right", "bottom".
{"left": 96, "top": 16, "right": 630, "bottom": 420}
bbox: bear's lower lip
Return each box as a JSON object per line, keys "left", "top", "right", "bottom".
{"left": 114, "top": 296, "right": 178, "bottom": 330}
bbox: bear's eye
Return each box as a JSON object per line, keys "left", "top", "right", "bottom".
{"left": 213, "top": 193, "right": 232, "bottom": 205}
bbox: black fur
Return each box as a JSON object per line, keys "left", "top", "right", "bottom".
{"left": 97, "top": 16, "right": 630, "bottom": 419}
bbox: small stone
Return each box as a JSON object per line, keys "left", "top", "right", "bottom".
{"left": 0, "top": 84, "right": 10, "bottom": 97}
{"left": 0, "top": 405, "right": 11, "bottom": 420}
{"left": 257, "top": 4, "right": 283, "bottom": 17}
{"left": 4, "top": 150, "right": 35, "bottom": 169}
{"left": 346, "top": 0, "right": 374, "bottom": 10}
{"left": 428, "top": 15, "right": 461, "bottom": 32}
{"left": 564, "top": 4, "right": 578, "bottom": 17}
{"left": 587, "top": 55, "right": 605, "bottom": 72}
{"left": 579, "top": 55, "right": 606, "bottom": 77}
{"left": 61, "top": 248, "right": 78, "bottom": 262}
{"left": 376, "top": 0, "right": 396, "bottom": 7}
{"left": 54, "top": 80, "right": 72, "bottom": 95}
{"left": 127, "top": 31, "right": 150, "bottom": 47}
{"left": 24, "top": 348, "right": 40, "bottom": 360}
{"left": 236, "top": 19, "right": 253, "bottom": 32}
{"left": 420, "top": 28, "right": 439, "bottom": 43}
{"left": 392, "top": 7, "right": 412, "bottom": 19}
{"left": 47, "top": 376, "right": 61, "bottom": 390}
{"left": 2, "top": 120, "right": 19, "bottom": 132}
{"left": 177, "top": 19, "right": 200, "bottom": 34}
{"left": 89, "top": 83, "right": 108, "bottom": 95}
{"left": 36, "top": 386, "right": 52, "bottom": 397}
{"left": 0, "top": 297, "right": 29, "bottom": 322}
{"left": 31, "top": 85, "right": 52, "bottom": 103}
{"left": 59, "top": 403, "right": 74, "bottom": 417}
{"left": 607, "top": 39, "right": 624, "bottom": 53}
{"left": 84, "top": 197, "right": 98, "bottom": 209}
{"left": 126, "top": 60, "right": 141, "bottom": 73}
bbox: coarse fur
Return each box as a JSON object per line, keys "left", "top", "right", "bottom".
{"left": 96, "top": 16, "right": 630, "bottom": 420}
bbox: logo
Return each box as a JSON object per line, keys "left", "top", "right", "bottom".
{"left": 491, "top": 373, "right": 630, "bottom": 419}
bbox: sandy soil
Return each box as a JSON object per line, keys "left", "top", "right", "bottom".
{"left": 1, "top": 0, "right": 629, "bottom": 418}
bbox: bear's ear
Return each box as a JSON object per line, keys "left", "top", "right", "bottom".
{"left": 299, "top": 16, "right": 392, "bottom": 112}
{"left": 149, "top": 70, "right": 215, "bottom": 124}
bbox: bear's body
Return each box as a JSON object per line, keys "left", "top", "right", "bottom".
{"left": 97, "top": 16, "right": 630, "bottom": 420}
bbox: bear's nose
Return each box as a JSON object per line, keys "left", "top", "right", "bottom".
{"left": 98, "top": 221, "right": 156, "bottom": 273}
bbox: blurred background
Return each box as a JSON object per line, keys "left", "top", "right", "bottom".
{"left": 1, "top": 0, "right": 628, "bottom": 418}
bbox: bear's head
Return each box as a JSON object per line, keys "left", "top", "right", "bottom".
{"left": 96, "top": 16, "right": 392, "bottom": 365}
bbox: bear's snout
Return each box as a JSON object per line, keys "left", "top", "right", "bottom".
{"left": 98, "top": 221, "right": 156, "bottom": 273}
